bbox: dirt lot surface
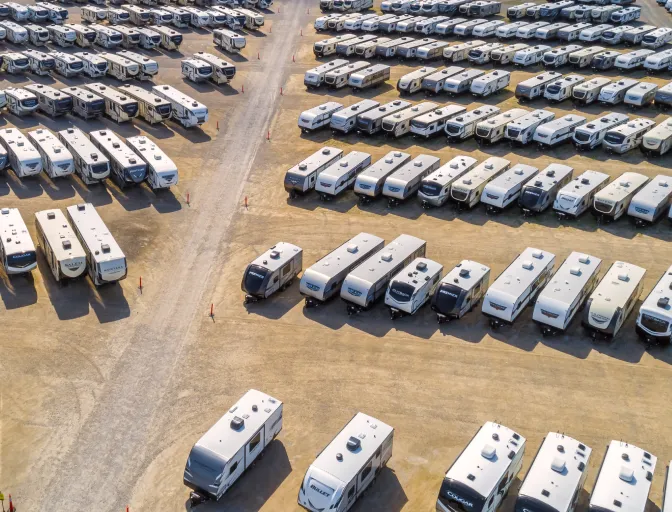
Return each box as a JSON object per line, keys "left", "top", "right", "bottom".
{"left": 2, "top": 0, "right": 672, "bottom": 511}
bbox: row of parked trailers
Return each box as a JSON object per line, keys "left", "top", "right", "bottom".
{"left": 0, "top": 82, "right": 208, "bottom": 128}
{"left": 0, "top": 204, "right": 126, "bottom": 286}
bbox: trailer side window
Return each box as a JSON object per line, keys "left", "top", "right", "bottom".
{"left": 281, "top": 263, "right": 291, "bottom": 277}
{"left": 229, "top": 460, "right": 239, "bottom": 475}
{"left": 360, "top": 461, "right": 373, "bottom": 482}
{"left": 249, "top": 431, "right": 261, "bottom": 452}
{"left": 348, "top": 486, "right": 355, "bottom": 499}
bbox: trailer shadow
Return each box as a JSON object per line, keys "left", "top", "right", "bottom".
{"left": 138, "top": 121, "right": 177, "bottom": 140}
{"left": 244, "top": 283, "right": 304, "bottom": 320}
{"left": 39, "top": 173, "right": 77, "bottom": 201}
{"left": 645, "top": 498, "right": 662, "bottom": 512}
{"left": 172, "top": 124, "right": 212, "bottom": 144}
{"left": 107, "top": 181, "right": 154, "bottom": 212}
{"left": 219, "top": 50, "right": 249, "bottom": 63}
{"left": 5, "top": 172, "right": 44, "bottom": 199}
{"left": 70, "top": 176, "right": 114, "bottom": 207}
{"left": 0, "top": 272, "right": 38, "bottom": 310}
{"left": 29, "top": 73, "right": 58, "bottom": 86}
{"left": 352, "top": 466, "right": 408, "bottom": 512}
{"left": 38, "top": 257, "right": 90, "bottom": 321}
{"left": 438, "top": 311, "right": 489, "bottom": 344}
{"left": 244, "top": 29, "right": 267, "bottom": 38}
{"left": 388, "top": 306, "right": 441, "bottom": 340}
{"left": 150, "top": 187, "right": 183, "bottom": 214}
{"left": 589, "top": 300, "right": 647, "bottom": 364}
{"left": 156, "top": 48, "right": 185, "bottom": 59}
{"left": 487, "top": 309, "right": 541, "bottom": 352}
{"left": 539, "top": 324, "right": 594, "bottom": 360}
{"left": 302, "top": 298, "right": 349, "bottom": 330}
{"left": 89, "top": 280, "right": 131, "bottom": 324}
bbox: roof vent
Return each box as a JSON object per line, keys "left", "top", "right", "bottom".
{"left": 522, "top": 260, "right": 534, "bottom": 270}
{"left": 534, "top": 180, "right": 542, "bottom": 187}
{"left": 299, "top": 163, "right": 307, "bottom": 170}
{"left": 619, "top": 467, "right": 634, "bottom": 482}
{"left": 230, "top": 416, "right": 244, "bottom": 430}
{"left": 541, "top": 490, "right": 550, "bottom": 498}
{"left": 450, "top": 163, "right": 459, "bottom": 169}
{"left": 581, "top": 178, "right": 590, "bottom": 185}
{"left": 459, "top": 269, "right": 470, "bottom": 278}
{"left": 485, "top": 163, "right": 493, "bottom": 170}
{"left": 101, "top": 244, "right": 110, "bottom": 253}
{"left": 340, "top": 161, "right": 348, "bottom": 167}
{"left": 551, "top": 457, "right": 566, "bottom": 473}
{"left": 385, "top": 158, "right": 393, "bottom": 164}
{"left": 514, "top": 168, "right": 524, "bottom": 176}
{"left": 532, "top": 250, "right": 543, "bottom": 259}
{"left": 77, "top": 204, "right": 86, "bottom": 211}
{"left": 252, "top": 404, "right": 258, "bottom": 412}
{"left": 336, "top": 453, "right": 343, "bottom": 461}
{"left": 618, "top": 273, "right": 630, "bottom": 282}
{"left": 47, "top": 212, "right": 56, "bottom": 220}
{"left": 381, "top": 252, "right": 393, "bottom": 262}
{"left": 414, "top": 160, "right": 423, "bottom": 167}
{"left": 481, "top": 444, "right": 496, "bottom": 460}
{"left": 657, "top": 297, "right": 669, "bottom": 309}
{"left": 416, "top": 261, "right": 427, "bottom": 271}
{"left": 347, "top": 436, "right": 361, "bottom": 452}
{"left": 270, "top": 250, "right": 280, "bottom": 259}
{"left": 570, "top": 267, "right": 582, "bottom": 276}
{"left": 578, "top": 255, "right": 590, "bottom": 264}
{"left": 622, "top": 453, "right": 630, "bottom": 461}
{"left": 347, "top": 244, "right": 358, "bottom": 254}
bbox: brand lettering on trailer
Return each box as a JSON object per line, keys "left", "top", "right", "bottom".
{"left": 306, "top": 282, "right": 321, "bottom": 291}
{"left": 445, "top": 491, "right": 473, "bottom": 508}
{"left": 489, "top": 302, "right": 507, "bottom": 311}
{"left": 310, "top": 484, "right": 331, "bottom": 497}
{"left": 591, "top": 313, "right": 609, "bottom": 323}
{"left": 64, "top": 262, "right": 82, "bottom": 268}
{"left": 392, "top": 289, "right": 411, "bottom": 298}
{"left": 440, "top": 289, "right": 459, "bottom": 298}
{"left": 249, "top": 271, "right": 265, "bottom": 279}
{"left": 541, "top": 309, "right": 559, "bottom": 318}
{"left": 348, "top": 287, "right": 362, "bottom": 297}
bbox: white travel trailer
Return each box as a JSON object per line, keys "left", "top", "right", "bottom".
{"left": 446, "top": 106, "right": 500, "bottom": 141}
{"left": 450, "top": 156, "right": 510, "bottom": 210}
{"left": 0, "top": 21, "right": 27, "bottom": 44}
{"left": 182, "top": 58, "right": 213, "bottom": 83}
{"left": 517, "top": 21, "right": 549, "bottom": 39}
{"left": 385, "top": 258, "right": 443, "bottom": 318}
{"left": 604, "top": 118, "right": 656, "bottom": 154}
{"left": 534, "top": 253, "right": 602, "bottom": 335}
{"left": 636, "top": 266, "right": 672, "bottom": 344}
{"left": 569, "top": 47, "right": 606, "bottom": 68}
{"left": 481, "top": 163, "right": 539, "bottom": 213}
{"left": 628, "top": 175, "right": 672, "bottom": 226}
{"left": 374, "top": 36, "right": 413, "bottom": 58}
{"left": 519, "top": 163, "right": 574, "bottom": 215}
{"left": 354, "top": 151, "right": 411, "bottom": 200}
{"left": 590, "top": 5, "right": 620, "bottom": 22}
{"left": 184, "top": 390, "right": 283, "bottom": 504}
{"left": 516, "top": 434, "right": 592, "bottom": 512}
{"left": 241, "top": 243, "right": 302, "bottom": 302}
{"left": 0, "top": 128, "right": 42, "bottom": 178}
{"left": 82, "top": 5, "right": 108, "bottom": 23}
{"left": 5, "top": 88, "right": 38, "bottom": 117}
{"left": 507, "top": 2, "right": 536, "bottom": 18}
{"left": 315, "top": 151, "right": 372, "bottom": 200}
{"left": 305, "top": 60, "right": 349, "bottom": 89}
{"left": 468, "top": 42, "right": 503, "bottom": 65}
{"left": 383, "top": 154, "right": 441, "bottom": 206}
{"left": 213, "top": 7, "right": 245, "bottom": 30}
{"left": 191, "top": 51, "right": 234, "bottom": 85}
{"left": 645, "top": 49, "right": 672, "bottom": 73}
{"left": 418, "top": 155, "right": 478, "bottom": 207}
{"left": 23, "top": 49, "right": 54, "bottom": 76}
{"left": 114, "top": 25, "right": 141, "bottom": 48}
{"left": 475, "top": 108, "right": 528, "bottom": 145}
{"left": 542, "top": 45, "right": 582, "bottom": 68}
{"left": 397, "top": 67, "right": 438, "bottom": 95}
{"left": 355, "top": 37, "right": 392, "bottom": 59}
{"left": 356, "top": 99, "right": 411, "bottom": 135}
{"left": 505, "top": 109, "right": 555, "bottom": 145}
{"left": 26, "top": 4, "right": 49, "bottom": 23}
{"left": 431, "top": 260, "right": 490, "bottom": 322}
{"left": 464, "top": 0, "right": 501, "bottom": 17}
{"left": 421, "top": 66, "right": 462, "bottom": 94}
{"left": 443, "top": 40, "right": 486, "bottom": 62}
{"left": 534, "top": 115, "right": 586, "bottom": 148}
{"left": 299, "top": 102, "right": 344, "bottom": 133}
{"left": 642, "top": 27, "right": 672, "bottom": 49}
{"left": 152, "top": 84, "right": 208, "bottom": 128}
{"left": 106, "top": 7, "right": 131, "bottom": 24}
{"left": 58, "top": 127, "right": 109, "bottom": 184}
{"left": 84, "top": 83, "right": 138, "bottom": 123}
{"left": 117, "top": 84, "right": 171, "bottom": 124}
{"left": 343, "top": 13, "right": 377, "bottom": 31}
{"left": 470, "top": 70, "right": 510, "bottom": 97}
{"left": 623, "top": 25, "right": 656, "bottom": 46}
{"left": 349, "top": 64, "right": 391, "bottom": 91}
{"left": 25, "top": 24, "right": 50, "bottom": 46}
{"left": 126, "top": 136, "right": 178, "bottom": 190}
{"left": 436, "top": 422, "right": 526, "bottom": 512}
{"left": 340, "top": 234, "right": 426, "bottom": 313}
{"left": 558, "top": 22, "right": 592, "bottom": 41}
{"left": 396, "top": 38, "right": 438, "bottom": 60}
{"left": 1, "top": 52, "right": 29, "bottom": 74}
{"left": 598, "top": 78, "right": 638, "bottom": 105}
{"left": 378, "top": 14, "right": 414, "bottom": 33}
{"left": 24, "top": 84, "right": 72, "bottom": 117}
{"left": 90, "top": 24, "right": 123, "bottom": 49}
{"left": 162, "top": 5, "right": 190, "bottom": 28}
{"left": 536, "top": 22, "right": 570, "bottom": 40}
{"left": 336, "top": 34, "right": 378, "bottom": 56}
{"left": 454, "top": 18, "right": 489, "bottom": 37}
{"left": 204, "top": 9, "right": 227, "bottom": 28}
{"left": 60, "top": 86, "right": 104, "bottom": 120}
{"left": 298, "top": 412, "right": 393, "bottom": 512}
{"left": 152, "top": 24, "right": 182, "bottom": 50}
{"left": 436, "top": 17, "right": 468, "bottom": 35}
{"left": 48, "top": 24, "right": 76, "bottom": 47}
{"left": 472, "top": 20, "right": 505, "bottom": 38}
{"left": 642, "top": 117, "right": 672, "bottom": 156}
{"left": 615, "top": 49, "right": 654, "bottom": 71}
{"left": 544, "top": 75, "right": 586, "bottom": 102}
{"left": 610, "top": 5, "right": 640, "bottom": 23}
{"left": 52, "top": 52, "right": 84, "bottom": 78}
{"left": 122, "top": 4, "right": 151, "bottom": 25}
{"left": 515, "top": 71, "right": 561, "bottom": 100}
{"left": 591, "top": 50, "right": 620, "bottom": 70}
{"left": 600, "top": 25, "right": 632, "bottom": 45}
{"left": 331, "top": 100, "right": 380, "bottom": 135}
{"left": 34, "top": 2, "right": 67, "bottom": 22}
{"left": 490, "top": 43, "right": 528, "bottom": 64}
{"left": 67, "top": 24, "right": 97, "bottom": 47}
{"left": 6, "top": 2, "right": 29, "bottom": 22}
{"left": 411, "top": 105, "right": 466, "bottom": 138}
{"left": 89, "top": 129, "right": 147, "bottom": 188}
{"left": 554, "top": 170, "right": 610, "bottom": 219}
{"left": 0, "top": 208, "right": 37, "bottom": 275}
{"left": 579, "top": 24, "right": 612, "bottom": 42}
{"left": 582, "top": 262, "right": 646, "bottom": 338}
{"left": 572, "top": 77, "right": 611, "bottom": 105}
{"left": 284, "top": 147, "right": 344, "bottom": 197}
{"left": 572, "top": 113, "right": 628, "bottom": 150}
{"left": 115, "top": 50, "right": 158, "bottom": 80}
{"left": 235, "top": 8, "right": 264, "bottom": 30}
{"left": 416, "top": 15, "right": 449, "bottom": 34}
{"left": 327, "top": 13, "right": 363, "bottom": 32}
{"left": 417, "top": 40, "right": 452, "bottom": 61}
{"left": 395, "top": 16, "right": 424, "bottom": 33}
{"left": 213, "top": 28, "right": 245, "bottom": 54}
{"left": 496, "top": 22, "right": 530, "bottom": 39}
{"left": 592, "top": 172, "right": 649, "bottom": 222}
{"left": 361, "top": 13, "right": 395, "bottom": 31}
{"left": 483, "top": 247, "right": 556, "bottom": 327}
{"left": 627, "top": 83, "right": 660, "bottom": 110}
{"left": 513, "top": 44, "right": 550, "bottom": 66}
{"left": 301, "top": 233, "right": 385, "bottom": 307}
{"left": 35, "top": 209, "right": 86, "bottom": 282}
{"left": 27, "top": 128, "right": 74, "bottom": 179}
{"left": 99, "top": 52, "right": 139, "bottom": 81}
{"left": 326, "top": 61, "right": 372, "bottom": 89}
{"left": 181, "top": 6, "right": 210, "bottom": 27}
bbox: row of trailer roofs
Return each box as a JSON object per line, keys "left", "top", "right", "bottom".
{"left": 184, "top": 389, "right": 670, "bottom": 512}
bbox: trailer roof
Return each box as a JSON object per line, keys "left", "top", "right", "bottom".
{"left": 305, "top": 233, "right": 385, "bottom": 281}
{"left": 249, "top": 242, "right": 302, "bottom": 272}
{"left": 0, "top": 208, "right": 35, "bottom": 256}
{"left": 639, "top": 265, "right": 672, "bottom": 321}
{"left": 488, "top": 247, "right": 556, "bottom": 303}
{"left": 35, "top": 209, "right": 85, "bottom": 262}
{"left": 536, "top": 251, "right": 602, "bottom": 312}
{"left": 440, "top": 259, "right": 490, "bottom": 290}
{"left": 66, "top": 203, "right": 125, "bottom": 264}
{"left": 287, "top": 146, "right": 343, "bottom": 178}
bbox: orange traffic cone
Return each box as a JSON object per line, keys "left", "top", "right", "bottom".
{"left": 8, "top": 494, "right": 13, "bottom": 512}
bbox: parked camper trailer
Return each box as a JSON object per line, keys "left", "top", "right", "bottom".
{"left": 572, "top": 77, "right": 611, "bottom": 105}
{"left": 90, "top": 24, "right": 123, "bottom": 49}
{"left": 354, "top": 150, "right": 411, "bottom": 200}
{"left": 430, "top": 260, "right": 490, "bottom": 322}
{"left": 465, "top": 0, "right": 501, "bottom": 17}
{"left": 0, "top": 20, "right": 26, "bottom": 44}
{"left": 5, "top": 2, "right": 29, "bottom": 22}
{"left": 600, "top": 25, "right": 632, "bottom": 45}
{"left": 330, "top": 100, "right": 379, "bottom": 136}
{"left": 153, "top": 84, "right": 208, "bottom": 128}
{"left": 213, "top": 28, "right": 245, "bottom": 54}
{"left": 323, "top": 61, "right": 369, "bottom": 90}
{"left": 336, "top": 34, "right": 378, "bottom": 56}
{"left": 4, "top": 87, "right": 38, "bottom": 117}
{"left": 115, "top": 84, "right": 169, "bottom": 124}
{"left": 642, "top": 27, "right": 672, "bottom": 49}
{"left": 450, "top": 156, "right": 510, "bottom": 209}
{"left": 472, "top": 20, "right": 505, "bottom": 38}
{"left": 441, "top": 70, "right": 481, "bottom": 96}
{"left": 0, "top": 208, "right": 37, "bottom": 275}
{"left": 106, "top": 7, "right": 131, "bottom": 24}
{"left": 398, "top": 67, "right": 438, "bottom": 95}
{"left": 1, "top": 52, "right": 29, "bottom": 75}
{"left": 284, "top": 147, "right": 344, "bottom": 197}
{"left": 396, "top": 37, "right": 438, "bottom": 60}
{"left": 627, "top": 175, "right": 672, "bottom": 226}
{"left": 416, "top": 15, "right": 449, "bottom": 34}
{"left": 599, "top": 78, "right": 638, "bottom": 105}
{"left": 497, "top": 21, "right": 529, "bottom": 39}
{"left": 515, "top": 71, "right": 561, "bottom": 100}
{"left": 385, "top": 258, "right": 443, "bottom": 318}
{"left": 344, "top": 13, "right": 378, "bottom": 31}
{"left": 27, "top": 128, "right": 73, "bottom": 179}
{"left": 315, "top": 151, "right": 372, "bottom": 200}
{"left": 298, "top": 412, "right": 393, "bottom": 512}
{"left": 411, "top": 105, "right": 466, "bottom": 138}
{"left": 554, "top": 170, "right": 610, "bottom": 219}
{"left": 505, "top": 109, "right": 555, "bottom": 145}
{"left": 642, "top": 117, "right": 672, "bottom": 156}
{"left": 122, "top": 4, "right": 151, "bottom": 25}
{"left": 420, "top": 66, "right": 462, "bottom": 94}
{"left": 383, "top": 154, "right": 441, "bottom": 206}
{"left": 604, "top": 118, "right": 656, "bottom": 154}
{"left": 181, "top": 57, "right": 213, "bottom": 83}
{"left": 468, "top": 42, "right": 503, "bottom": 65}
{"left": 84, "top": 83, "right": 138, "bottom": 123}
{"left": 481, "top": 163, "right": 539, "bottom": 213}
{"left": 454, "top": 18, "right": 489, "bottom": 37}
{"left": 436, "top": 17, "right": 468, "bottom": 35}
{"left": 591, "top": 50, "right": 620, "bottom": 70}
{"left": 162, "top": 5, "right": 190, "bottom": 28}
{"left": 513, "top": 44, "right": 551, "bottom": 66}
{"left": 89, "top": 129, "right": 147, "bottom": 188}
{"left": 72, "top": 51, "right": 106, "bottom": 78}
{"left": 125, "top": 135, "right": 177, "bottom": 190}
{"left": 355, "top": 37, "right": 392, "bottom": 59}
{"left": 470, "top": 70, "right": 510, "bottom": 97}
{"left": 34, "top": 209, "right": 86, "bottom": 282}
{"left": 60, "top": 86, "right": 103, "bottom": 121}
{"left": 112, "top": 25, "right": 141, "bottom": 48}
{"left": 558, "top": 22, "right": 592, "bottom": 41}
{"left": 491, "top": 43, "right": 528, "bottom": 64}
{"left": 299, "top": 102, "right": 344, "bottom": 133}
{"left": 356, "top": 99, "right": 411, "bottom": 135}
{"left": 625, "top": 82, "right": 658, "bottom": 108}
{"left": 26, "top": 4, "right": 49, "bottom": 23}
{"left": 615, "top": 49, "right": 654, "bottom": 71}
{"left": 534, "top": 252, "right": 602, "bottom": 335}
{"left": 300, "top": 233, "right": 385, "bottom": 307}
{"left": 636, "top": 265, "right": 672, "bottom": 344}
{"left": 542, "top": 45, "right": 582, "bottom": 68}
{"left": 58, "top": 127, "right": 109, "bottom": 184}
{"left": 52, "top": 52, "right": 84, "bottom": 78}
{"left": 341, "top": 234, "right": 427, "bottom": 313}
{"left": 82, "top": 5, "right": 108, "bottom": 23}
{"left": 508, "top": 1, "right": 535, "bottom": 18}
{"left": 349, "top": 64, "right": 391, "bottom": 90}
{"left": 519, "top": 163, "right": 573, "bottom": 215}
{"left": 374, "top": 36, "right": 412, "bottom": 58}
{"left": 23, "top": 49, "right": 54, "bottom": 76}
{"left": 444, "top": 40, "right": 486, "bottom": 62}
{"left": 395, "top": 16, "right": 424, "bottom": 33}
{"left": 0, "top": 128, "right": 42, "bottom": 178}
{"left": 517, "top": 21, "right": 550, "bottom": 39}
{"left": 644, "top": 49, "right": 672, "bottom": 74}
{"left": 536, "top": 22, "right": 570, "bottom": 40}
{"left": 24, "top": 84, "right": 72, "bottom": 117}
{"left": 544, "top": 75, "right": 586, "bottom": 102}
{"left": 592, "top": 172, "right": 649, "bottom": 222}
{"left": 361, "top": 13, "right": 395, "bottom": 31}
{"left": 436, "top": 422, "right": 526, "bottom": 512}
{"left": 25, "top": 24, "right": 50, "bottom": 46}
{"left": 304, "top": 60, "right": 349, "bottom": 89}
{"left": 48, "top": 24, "right": 76, "bottom": 47}
{"left": 623, "top": 25, "right": 656, "bottom": 46}
{"left": 241, "top": 243, "right": 302, "bottom": 302}
{"left": 568, "top": 47, "right": 604, "bottom": 69}
{"left": 579, "top": 24, "right": 612, "bottom": 42}
{"left": 534, "top": 115, "right": 586, "bottom": 148}
{"left": 475, "top": 108, "right": 528, "bottom": 145}
{"left": 417, "top": 40, "right": 452, "bottom": 61}
{"left": 418, "top": 155, "right": 477, "bottom": 207}
{"left": 572, "top": 113, "right": 628, "bottom": 150}
{"left": 446, "top": 106, "right": 500, "bottom": 142}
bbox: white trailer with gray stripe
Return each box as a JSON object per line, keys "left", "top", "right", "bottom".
{"left": 58, "top": 127, "right": 109, "bottom": 184}
{"left": 315, "top": 151, "right": 372, "bottom": 200}
{"left": 284, "top": 147, "right": 343, "bottom": 198}
{"left": 382, "top": 102, "right": 438, "bottom": 138}
{"left": 554, "top": 170, "right": 610, "bottom": 219}
{"left": 354, "top": 151, "right": 411, "bottom": 201}
{"left": 519, "top": 163, "right": 573, "bottom": 215}
{"left": 627, "top": 175, "right": 672, "bottom": 225}
{"left": 34, "top": 209, "right": 86, "bottom": 282}
{"left": 642, "top": 117, "right": 672, "bottom": 157}
{"left": 592, "top": 172, "right": 649, "bottom": 222}
{"left": 445, "top": 106, "right": 500, "bottom": 141}
{"left": 636, "top": 266, "right": 672, "bottom": 345}
{"left": 450, "top": 156, "right": 510, "bottom": 209}
{"left": 475, "top": 108, "right": 528, "bottom": 144}
{"left": 331, "top": 99, "right": 380, "bottom": 134}
{"left": 325, "top": 61, "right": 371, "bottom": 89}
{"left": 304, "top": 59, "right": 349, "bottom": 88}
{"left": 418, "top": 155, "right": 478, "bottom": 207}
{"left": 384, "top": 154, "right": 441, "bottom": 206}
{"left": 481, "top": 164, "right": 539, "bottom": 213}
{"left": 411, "top": 105, "right": 466, "bottom": 138}
{"left": 505, "top": 109, "right": 555, "bottom": 145}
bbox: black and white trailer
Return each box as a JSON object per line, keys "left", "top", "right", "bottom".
{"left": 446, "top": 106, "right": 500, "bottom": 141}
{"left": 315, "top": 151, "right": 372, "bottom": 200}
{"left": 482, "top": 164, "right": 539, "bottom": 213}
{"left": 24, "top": 84, "right": 72, "bottom": 118}
{"left": 348, "top": 64, "right": 391, "bottom": 91}
{"left": 450, "top": 156, "right": 510, "bottom": 209}
{"left": 622, "top": 25, "right": 656, "bottom": 46}
{"left": 356, "top": 99, "right": 411, "bottom": 135}
{"left": 284, "top": 147, "right": 344, "bottom": 198}
{"left": 627, "top": 175, "right": 672, "bottom": 226}
{"left": 354, "top": 150, "right": 411, "bottom": 201}
{"left": 418, "top": 155, "right": 478, "bottom": 207}
{"left": 84, "top": 83, "right": 139, "bottom": 123}
{"left": 598, "top": 78, "right": 638, "bottom": 105}
{"left": 325, "top": 61, "right": 372, "bottom": 90}
{"left": 534, "top": 115, "right": 586, "bottom": 148}
{"left": 572, "top": 113, "right": 629, "bottom": 151}
{"left": 592, "top": 172, "right": 649, "bottom": 222}
{"left": 515, "top": 70, "right": 562, "bottom": 101}
{"left": 58, "top": 127, "right": 110, "bottom": 184}
{"left": 642, "top": 117, "right": 672, "bottom": 156}
{"left": 89, "top": 129, "right": 147, "bottom": 188}
{"left": 330, "top": 99, "right": 380, "bottom": 134}
{"left": 385, "top": 258, "right": 443, "bottom": 318}
{"left": 355, "top": 37, "right": 391, "bottom": 59}
{"left": 298, "top": 102, "right": 344, "bottom": 133}
{"left": 304, "top": 59, "right": 349, "bottom": 88}
{"left": 435, "top": 17, "right": 468, "bottom": 36}
{"left": 443, "top": 69, "right": 485, "bottom": 96}
{"left": 624, "top": 82, "right": 658, "bottom": 109}
{"left": 421, "top": 66, "right": 463, "bottom": 95}
{"left": 572, "top": 77, "right": 611, "bottom": 105}
{"left": 431, "top": 260, "right": 490, "bottom": 322}
{"left": 490, "top": 43, "right": 528, "bottom": 64}
{"left": 591, "top": 50, "right": 621, "bottom": 70}
{"left": 554, "top": 170, "right": 610, "bottom": 219}
{"left": 558, "top": 22, "right": 592, "bottom": 41}
{"left": 25, "top": 24, "right": 50, "bottom": 46}
{"left": 519, "top": 163, "right": 573, "bottom": 215}
{"left": 383, "top": 154, "right": 441, "bottom": 206}
{"left": 375, "top": 36, "right": 414, "bottom": 58}
{"left": 241, "top": 243, "right": 303, "bottom": 303}
{"left": 603, "top": 118, "right": 656, "bottom": 154}
{"left": 512, "top": 44, "right": 551, "bottom": 66}
{"left": 636, "top": 265, "right": 672, "bottom": 344}
{"left": 475, "top": 108, "right": 529, "bottom": 145}
{"left": 505, "top": 109, "right": 555, "bottom": 146}
{"left": 411, "top": 105, "right": 467, "bottom": 138}
{"left": 382, "top": 102, "right": 438, "bottom": 138}
{"left": 443, "top": 40, "right": 486, "bottom": 62}
{"left": 60, "top": 86, "right": 104, "bottom": 120}
{"left": 23, "top": 49, "right": 54, "bottom": 76}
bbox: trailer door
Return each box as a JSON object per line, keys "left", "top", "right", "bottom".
{"left": 244, "top": 425, "right": 265, "bottom": 469}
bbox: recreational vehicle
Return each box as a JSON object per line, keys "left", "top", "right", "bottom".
{"left": 544, "top": 75, "right": 585, "bottom": 102}
{"left": 472, "top": 20, "right": 505, "bottom": 38}
{"left": 591, "top": 50, "right": 620, "bottom": 70}
{"left": 417, "top": 40, "right": 452, "bottom": 61}
{"left": 378, "top": 14, "right": 414, "bottom": 32}
{"left": 636, "top": 265, "right": 672, "bottom": 344}
{"left": 418, "top": 155, "right": 477, "bottom": 207}
{"left": 1, "top": 52, "right": 28, "bottom": 74}
{"left": 354, "top": 151, "right": 411, "bottom": 200}
{"left": 348, "top": 64, "right": 391, "bottom": 90}
{"left": 517, "top": 21, "right": 549, "bottom": 39}
{"left": 454, "top": 18, "right": 489, "bottom": 37}
{"left": 515, "top": 71, "right": 561, "bottom": 100}
{"left": 420, "top": 66, "right": 462, "bottom": 94}
{"left": 298, "top": 102, "right": 344, "bottom": 133}
{"left": 600, "top": 25, "right": 632, "bottom": 44}
{"left": 398, "top": 67, "right": 438, "bottom": 95}
{"left": 615, "top": 49, "right": 654, "bottom": 70}
{"left": 106, "top": 7, "right": 131, "bottom": 24}
{"left": 241, "top": 243, "right": 302, "bottom": 302}
{"left": 89, "top": 129, "right": 147, "bottom": 188}
{"left": 583, "top": 261, "right": 646, "bottom": 339}
{"left": 327, "top": 13, "right": 364, "bottom": 32}
{"left": 540, "top": 0, "right": 573, "bottom": 19}
{"left": 181, "top": 6, "right": 210, "bottom": 27}
{"left": 181, "top": 58, "right": 213, "bottom": 83}
{"left": 536, "top": 22, "right": 570, "bottom": 40}
{"left": 331, "top": 100, "right": 380, "bottom": 135}
{"left": 470, "top": 70, "right": 510, "bottom": 97}
{"left": 0, "top": 128, "right": 42, "bottom": 178}
{"left": 590, "top": 5, "right": 620, "bottom": 22}
{"left": 235, "top": 8, "right": 264, "bottom": 30}
{"left": 315, "top": 151, "right": 372, "bottom": 201}
{"left": 592, "top": 172, "right": 649, "bottom": 222}
{"left": 383, "top": 154, "right": 441, "bottom": 206}
{"left": 656, "top": 84, "right": 672, "bottom": 111}
{"left": 534, "top": 115, "right": 586, "bottom": 147}
{"left": 152, "top": 24, "right": 182, "bottom": 50}
{"left": 83, "top": 83, "right": 138, "bottom": 123}
{"left": 4, "top": 87, "right": 38, "bottom": 117}
{"left": 443, "top": 40, "right": 486, "bottom": 62}
{"left": 411, "top": 105, "right": 466, "bottom": 138}
{"left": 152, "top": 84, "right": 208, "bottom": 127}
{"left": 116, "top": 84, "right": 170, "bottom": 124}
{"left": 628, "top": 175, "right": 672, "bottom": 225}
{"left": 122, "top": 4, "right": 151, "bottom": 25}
{"left": 48, "top": 24, "right": 76, "bottom": 47}
{"left": 572, "top": 77, "right": 611, "bottom": 105}
{"left": 436, "top": 422, "right": 526, "bottom": 512}
{"left": 52, "top": 52, "right": 84, "bottom": 78}
{"left": 513, "top": 45, "right": 551, "bottom": 66}
{"left": 34, "top": 209, "right": 86, "bottom": 282}
{"left": 624, "top": 82, "right": 658, "bottom": 108}
{"left": 439, "top": 0, "right": 473, "bottom": 15}
{"left": 5, "top": 2, "right": 29, "bottom": 22}
{"left": 579, "top": 24, "right": 612, "bottom": 42}
{"left": 610, "top": 5, "right": 640, "bottom": 23}
{"left": 569, "top": 47, "right": 605, "bottom": 69}
{"left": 213, "top": 6, "right": 245, "bottom": 30}
{"left": 542, "top": 45, "right": 582, "bottom": 68}
{"left": 344, "top": 13, "right": 378, "bottom": 31}
{"left": 475, "top": 108, "right": 528, "bottom": 144}
{"left": 534, "top": 253, "right": 602, "bottom": 335}
{"left": 204, "top": 9, "right": 227, "bottom": 28}
{"left": 465, "top": 0, "right": 501, "bottom": 17}
{"left": 375, "top": 36, "right": 414, "bottom": 58}
{"left": 558, "top": 22, "right": 592, "bottom": 41}
{"left": 481, "top": 164, "right": 539, "bottom": 213}
{"left": 67, "top": 24, "right": 97, "bottom": 47}
{"left": 642, "top": 117, "right": 672, "bottom": 156}
{"left": 27, "top": 128, "right": 73, "bottom": 179}
{"left": 468, "top": 42, "right": 503, "bottom": 64}
{"left": 58, "top": 127, "right": 109, "bottom": 183}
{"left": 430, "top": 260, "right": 490, "bottom": 322}
{"left": 356, "top": 99, "right": 411, "bottom": 135}
{"left": 26, "top": 4, "right": 49, "bottom": 22}
{"left": 554, "top": 170, "right": 610, "bottom": 219}
{"left": 622, "top": 25, "right": 656, "bottom": 46}
{"left": 395, "top": 16, "right": 424, "bottom": 33}
{"left": 81, "top": 5, "right": 108, "bottom": 23}
{"left": 446, "top": 106, "right": 500, "bottom": 141}
{"left": 496, "top": 22, "right": 530, "bottom": 39}
{"left": 325, "top": 61, "right": 371, "bottom": 89}
{"left": 99, "top": 52, "right": 139, "bottom": 81}
{"left": 603, "top": 119, "right": 656, "bottom": 153}
{"left": 416, "top": 15, "right": 449, "bottom": 34}
{"left": 336, "top": 34, "right": 378, "bottom": 56}
{"left": 60, "top": 86, "right": 104, "bottom": 120}
{"left": 90, "top": 24, "right": 123, "bottom": 49}
{"left": 450, "top": 156, "right": 510, "bottom": 209}
{"left": 505, "top": 109, "right": 555, "bottom": 145}
{"left": 162, "top": 5, "right": 190, "bottom": 28}
{"left": 361, "top": 13, "right": 396, "bottom": 31}
{"left": 0, "top": 21, "right": 27, "bottom": 44}
{"left": 24, "top": 84, "right": 72, "bottom": 117}
{"left": 644, "top": 49, "right": 672, "bottom": 73}
{"left": 191, "top": 52, "right": 235, "bottom": 85}
{"left": 298, "top": 412, "right": 393, "bottom": 512}
{"left": 0, "top": 208, "right": 37, "bottom": 275}
{"left": 126, "top": 136, "right": 178, "bottom": 190}
{"left": 396, "top": 38, "right": 438, "bottom": 60}
{"left": 305, "top": 60, "right": 350, "bottom": 89}
{"left": 284, "top": 147, "right": 344, "bottom": 197}
{"left": 507, "top": 2, "right": 535, "bottom": 18}
{"left": 213, "top": 28, "right": 245, "bottom": 53}
{"left": 572, "top": 113, "right": 629, "bottom": 150}
{"left": 519, "top": 163, "right": 573, "bottom": 215}
{"left": 641, "top": 27, "right": 672, "bottom": 49}
{"left": 490, "top": 43, "right": 528, "bottom": 64}
{"left": 115, "top": 50, "right": 157, "bottom": 80}
{"left": 300, "top": 233, "right": 385, "bottom": 307}
{"left": 435, "top": 17, "right": 468, "bottom": 35}
{"left": 25, "top": 24, "right": 50, "bottom": 46}
{"left": 23, "top": 49, "right": 54, "bottom": 76}
{"left": 113, "top": 25, "right": 141, "bottom": 48}
{"left": 598, "top": 78, "right": 638, "bottom": 105}
{"left": 355, "top": 37, "right": 392, "bottom": 59}
{"left": 385, "top": 258, "right": 443, "bottom": 318}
